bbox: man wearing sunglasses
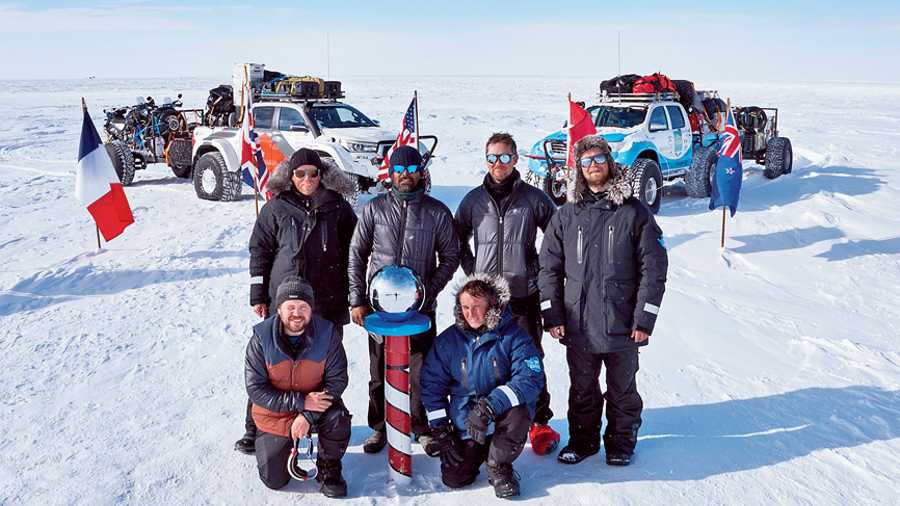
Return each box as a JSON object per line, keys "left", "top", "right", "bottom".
{"left": 454, "top": 132, "right": 560, "bottom": 456}
{"left": 539, "top": 135, "right": 668, "bottom": 467}
{"left": 348, "top": 145, "right": 460, "bottom": 455}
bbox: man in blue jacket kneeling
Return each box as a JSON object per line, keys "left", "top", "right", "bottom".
{"left": 422, "top": 274, "right": 545, "bottom": 499}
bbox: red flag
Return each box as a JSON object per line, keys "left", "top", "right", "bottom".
{"left": 566, "top": 99, "right": 597, "bottom": 169}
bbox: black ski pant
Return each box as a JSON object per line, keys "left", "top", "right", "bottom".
{"left": 243, "top": 323, "right": 344, "bottom": 437}
{"left": 254, "top": 403, "right": 351, "bottom": 490}
{"left": 566, "top": 346, "right": 642, "bottom": 455}
{"left": 368, "top": 311, "right": 436, "bottom": 436}
{"left": 509, "top": 292, "right": 553, "bottom": 425}
{"left": 441, "top": 405, "right": 531, "bottom": 488}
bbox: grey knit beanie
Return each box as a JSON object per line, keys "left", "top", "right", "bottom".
{"left": 275, "top": 276, "right": 315, "bottom": 310}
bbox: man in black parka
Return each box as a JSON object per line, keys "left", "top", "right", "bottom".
{"left": 539, "top": 135, "right": 668, "bottom": 466}
{"left": 235, "top": 148, "right": 357, "bottom": 455}
{"left": 348, "top": 145, "right": 460, "bottom": 455}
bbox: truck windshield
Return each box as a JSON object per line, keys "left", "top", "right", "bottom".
{"left": 308, "top": 104, "right": 377, "bottom": 129}
{"left": 595, "top": 106, "right": 647, "bottom": 129}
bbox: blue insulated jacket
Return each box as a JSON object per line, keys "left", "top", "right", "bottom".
{"left": 421, "top": 309, "right": 545, "bottom": 439}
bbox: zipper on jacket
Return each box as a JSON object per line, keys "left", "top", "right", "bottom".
{"left": 460, "top": 358, "right": 470, "bottom": 391}
{"left": 577, "top": 226, "right": 584, "bottom": 264}
{"left": 491, "top": 356, "right": 502, "bottom": 384}
{"left": 395, "top": 199, "right": 408, "bottom": 266}
{"left": 608, "top": 225, "right": 614, "bottom": 263}
{"left": 497, "top": 215, "right": 504, "bottom": 275}
{"left": 321, "top": 223, "right": 327, "bottom": 252}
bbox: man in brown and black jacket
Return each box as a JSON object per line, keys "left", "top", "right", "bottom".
{"left": 245, "top": 276, "right": 351, "bottom": 498}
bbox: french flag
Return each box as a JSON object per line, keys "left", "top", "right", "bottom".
{"left": 75, "top": 106, "right": 134, "bottom": 242}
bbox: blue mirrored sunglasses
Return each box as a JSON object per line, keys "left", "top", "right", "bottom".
{"left": 578, "top": 154, "right": 608, "bottom": 168}
{"left": 486, "top": 153, "right": 514, "bottom": 165}
{"left": 392, "top": 164, "right": 419, "bottom": 174}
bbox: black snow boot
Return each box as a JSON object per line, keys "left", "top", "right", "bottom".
{"left": 317, "top": 459, "right": 348, "bottom": 498}
{"left": 233, "top": 430, "right": 256, "bottom": 455}
{"left": 606, "top": 452, "right": 632, "bottom": 466}
{"left": 363, "top": 430, "right": 387, "bottom": 454}
{"left": 487, "top": 461, "right": 520, "bottom": 499}
{"left": 556, "top": 442, "right": 598, "bottom": 465}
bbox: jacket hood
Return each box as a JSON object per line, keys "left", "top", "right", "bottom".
{"left": 453, "top": 274, "right": 512, "bottom": 333}
{"left": 573, "top": 161, "right": 633, "bottom": 206}
{"left": 265, "top": 156, "right": 355, "bottom": 199}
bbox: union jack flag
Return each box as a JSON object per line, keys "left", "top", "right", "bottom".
{"left": 377, "top": 96, "right": 418, "bottom": 182}
{"left": 240, "top": 86, "right": 270, "bottom": 200}
{"left": 709, "top": 107, "right": 743, "bottom": 216}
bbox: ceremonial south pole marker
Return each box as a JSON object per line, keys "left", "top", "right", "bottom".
{"left": 365, "top": 314, "right": 430, "bottom": 484}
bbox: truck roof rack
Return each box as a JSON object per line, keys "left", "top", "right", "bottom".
{"left": 598, "top": 91, "right": 678, "bottom": 105}
{"left": 255, "top": 91, "right": 345, "bottom": 104}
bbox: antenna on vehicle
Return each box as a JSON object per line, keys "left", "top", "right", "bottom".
{"left": 326, "top": 32, "right": 331, "bottom": 79}
{"left": 617, "top": 31, "right": 621, "bottom": 77}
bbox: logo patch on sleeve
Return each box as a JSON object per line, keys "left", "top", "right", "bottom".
{"left": 525, "top": 356, "right": 542, "bottom": 373}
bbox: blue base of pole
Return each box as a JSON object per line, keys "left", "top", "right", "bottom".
{"left": 364, "top": 312, "right": 431, "bottom": 335}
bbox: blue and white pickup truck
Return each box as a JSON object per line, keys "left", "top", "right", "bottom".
{"left": 524, "top": 91, "right": 791, "bottom": 213}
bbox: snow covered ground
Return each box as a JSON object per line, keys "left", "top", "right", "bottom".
{"left": 1, "top": 77, "right": 898, "bottom": 505}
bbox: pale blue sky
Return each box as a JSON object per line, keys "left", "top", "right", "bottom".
{"left": 2, "top": 1, "right": 898, "bottom": 81}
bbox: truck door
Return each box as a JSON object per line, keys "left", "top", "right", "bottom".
{"left": 665, "top": 105, "right": 691, "bottom": 168}
{"left": 276, "top": 106, "right": 314, "bottom": 152}
{"left": 647, "top": 106, "right": 671, "bottom": 170}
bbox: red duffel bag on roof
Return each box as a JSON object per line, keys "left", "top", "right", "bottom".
{"left": 632, "top": 73, "right": 676, "bottom": 94}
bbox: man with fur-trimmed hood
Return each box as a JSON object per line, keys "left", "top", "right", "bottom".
{"left": 539, "top": 135, "right": 668, "bottom": 467}
{"left": 421, "top": 274, "right": 545, "bottom": 499}
{"left": 235, "top": 148, "right": 357, "bottom": 455}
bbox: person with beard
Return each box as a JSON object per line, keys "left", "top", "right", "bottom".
{"left": 245, "top": 276, "right": 351, "bottom": 497}
{"left": 348, "top": 145, "right": 460, "bottom": 455}
{"left": 421, "top": 274, "right": 544, "bottom": 498}
{"left": 236, "top": 148, "right": 357, "bottom": 455}
{"left": 454, "top": 132, "right": 560, "bottom": 455}
{"left": 539, "top": 136, "right": 668, "bottom": 466}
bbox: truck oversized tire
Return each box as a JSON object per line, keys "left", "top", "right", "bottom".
{"left": 630, "top": 158, "right": 663, "bottom": 214}
{"left": 166, "top": 138, "right": 193, "bottom": 178}
{"left": 764, "top": 137, "right": 792, "bottom": 179}
{"left": 193, "top": 151, "right": 241, "bottom": 201}
{"left": 686, "top": 146, "right": 717, "bottom": 198}
{"left": 104, "top": 140, "right": 136, "bottom": 186}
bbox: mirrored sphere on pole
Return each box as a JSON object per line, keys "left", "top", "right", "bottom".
{"left": 368, "top": 265, "right": 424, "bottom": 321}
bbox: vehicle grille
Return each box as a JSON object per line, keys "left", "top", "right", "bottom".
{"left": 549, "top": 140, "right": 567, "bottom": 157}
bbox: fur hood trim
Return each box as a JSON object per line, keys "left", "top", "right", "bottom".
{"left": 572, "top": 162, "right": 633, "bottom": 206}
{"left": 265, "top": 156, "right": 356, "bottom": 198}
{"left": 453, "top": 274, "right": 512, "bottom": 333}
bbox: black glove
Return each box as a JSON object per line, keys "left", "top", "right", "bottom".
{"left": 465, "top": 398, "right": 495, "bottom": 445}
{"left": 432, "top": 422, "right": 463, "bottom": 468}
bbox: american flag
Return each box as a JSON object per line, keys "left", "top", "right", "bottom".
{"left": 240, "top": 86, "right": 270, "bottom": 200}
{"left": 377, "top": 96, "right": 418, "bottom": 182}
{"left": 709, "top": 106, "right": 743, "bottom": 216}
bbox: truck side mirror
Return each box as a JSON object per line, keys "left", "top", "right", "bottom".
{"left": 289, "top": 125, "right": 309, "bottom": 133}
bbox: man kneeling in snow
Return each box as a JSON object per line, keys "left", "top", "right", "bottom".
{"left": 421, "top": 275, "right": 545, "bottom": 499}
{"left": 245, "top": 276, "right": 351, "bottom": 497}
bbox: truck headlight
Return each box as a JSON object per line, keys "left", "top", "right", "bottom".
{"left": 340, "top": 140, "right": 378, "bottom": 153}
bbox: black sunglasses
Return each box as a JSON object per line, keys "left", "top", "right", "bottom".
{"left": 293, "top": 168, "right": 320, "bottom": 179}
{"left": 486, "top": 153, "right": 515, "bottom": 165}
{"left": 578, "top": 154, "right": 608, "bottom": 168}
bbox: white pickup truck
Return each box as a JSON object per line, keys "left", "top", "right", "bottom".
{"left": 190, "top": 97, "right": 404, "bottom": 202}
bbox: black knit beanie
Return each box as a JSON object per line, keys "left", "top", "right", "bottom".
{"left": 289, "top": 148, "right": 324, "bottom": 172}
{"left": 275, "top": 276, "right": 315, "bottom": 310}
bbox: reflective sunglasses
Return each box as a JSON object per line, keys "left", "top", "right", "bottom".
{"left": 578, "top": 154, "right": 608, "bottom": 168}
{"left": 486, "top": 153, "right": 515, "bottom": 165}
{"left": 392, "top": 164, "right": 419, "bottom": 174}
{"left": 293, "top": 168, "right": 320, "bottom": 179}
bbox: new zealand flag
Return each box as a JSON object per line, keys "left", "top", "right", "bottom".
{"left": 708, "top": 107, "right": 743, "bottom": 216}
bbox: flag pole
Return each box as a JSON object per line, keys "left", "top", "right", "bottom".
{"left": 81, "top": 97, "right": 103, "bottom": 250}
{"left": 719, "top": 97, "right": 732, "bottom": 250}
{"left": 413, "top": 90, "right": 420, "bottom": 149}
{"left": 243, "top": 64, "right": 261, "bottom": 218}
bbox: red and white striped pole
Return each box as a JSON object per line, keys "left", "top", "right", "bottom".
{"left": 384, "top": 334, "right": 412, "bottom": 484}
